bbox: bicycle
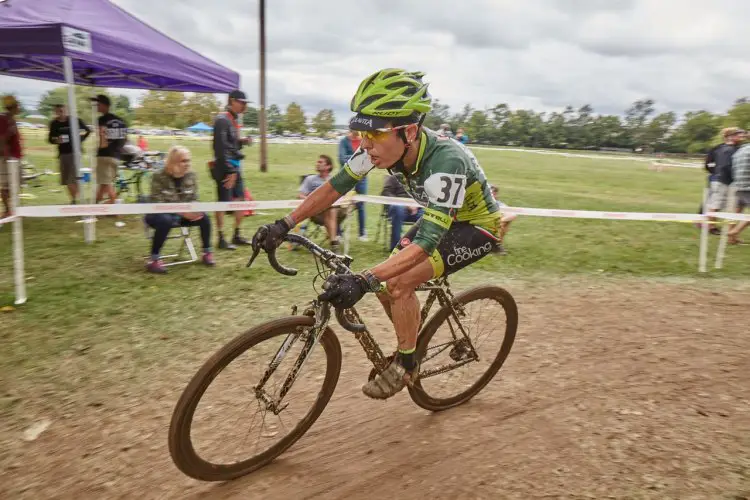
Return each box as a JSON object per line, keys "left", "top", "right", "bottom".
{"left": 168, "top": 233, "right": 518, "bottom": 481}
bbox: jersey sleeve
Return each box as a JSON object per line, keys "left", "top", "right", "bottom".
{"left": 329, "top": 148, "right": 374, "bottom": 194}
{"left": 411, "top": 154, "right": 469, "bottom": 254}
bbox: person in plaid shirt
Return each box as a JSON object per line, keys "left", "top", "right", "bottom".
{"left": 728, "top": 138, "right": 750, "bottom": 244}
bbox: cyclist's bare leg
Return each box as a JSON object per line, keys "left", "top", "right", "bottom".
{"left": 364, "top": 259, "right": 433, "bottom": 399}
{"left": 376, "top": 293, "right": 392, "bottom": 322}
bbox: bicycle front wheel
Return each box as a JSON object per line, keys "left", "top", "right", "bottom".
{"left": 168, "top": 316, "right": 342, "bottom": 481}
{"left": 409, "top": 285, "right": 518, "bottom": 412}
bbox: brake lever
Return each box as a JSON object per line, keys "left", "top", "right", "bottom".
{"left": 246, "top": 246, "right": 261, "bottom": 268}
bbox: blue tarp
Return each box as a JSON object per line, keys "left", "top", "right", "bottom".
{"left": 186, "top": 122, "right": 213, "bottom": 132}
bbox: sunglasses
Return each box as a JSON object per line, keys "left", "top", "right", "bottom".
{"left": 360, "top": 124, "right": 410, "bottom": 142}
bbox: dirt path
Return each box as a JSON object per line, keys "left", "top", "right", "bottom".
{"left": 2, "top": 279, "right": 749, "bottom": 499}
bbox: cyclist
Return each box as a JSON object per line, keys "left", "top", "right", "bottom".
{"left": 252, "top": 69, "right": 503, "bottom": 400}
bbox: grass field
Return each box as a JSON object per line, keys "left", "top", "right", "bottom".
{"left": 1, "top": 128, "right": 748, "bottom": 383}
{"left": 2, "top": 130, "right": 749, "bottom": 498}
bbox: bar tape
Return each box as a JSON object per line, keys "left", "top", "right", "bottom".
{"left": 12, "top": 195, "right": 750, "bottom": 222}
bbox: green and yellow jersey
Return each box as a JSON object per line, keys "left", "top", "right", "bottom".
{"left": 330, "top": 127, "right": 501, "bottom": 254}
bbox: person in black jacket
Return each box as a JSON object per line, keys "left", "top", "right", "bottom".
{"left": 48, "top": 104, "right": 90, "bottom": 204}
{"left": 211, "top": 90, "right": 252, "bottom": 250}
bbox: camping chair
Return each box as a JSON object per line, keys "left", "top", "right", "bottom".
{"left": 141, "top": 195, "right": 198, "bottom": 267}
{"left": 375, "top": 202, "right": 419, "bottom": 252}
{"left": 142, "top": 220, "right": 198, "bottom": 267}
{"left": 18, "top": 160, "right": 50, "bottom": 199}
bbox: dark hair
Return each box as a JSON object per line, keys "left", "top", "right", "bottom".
{"left": 319, "top": 154, "right": 333, "bottom": 167}
{"left": 54, "top": 104, "right": 64, "bottom": 110}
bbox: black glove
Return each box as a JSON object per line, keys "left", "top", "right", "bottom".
{"left": 318, "top": 274, "right": 370, "bottom": 309}
{"left": 251, "top": 216, "right": 294, "bottom": 252}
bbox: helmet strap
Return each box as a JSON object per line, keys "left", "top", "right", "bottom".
{"left": 393, "top": 115, "right": 425, "bottom": 173}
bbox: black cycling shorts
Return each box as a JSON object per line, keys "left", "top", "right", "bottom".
{"left": 391, "top": 219, "right": 499, "bottom": 278}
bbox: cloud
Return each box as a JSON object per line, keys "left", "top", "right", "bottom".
{"left": 2, "top": 0, "right": 749, "bottom": 123}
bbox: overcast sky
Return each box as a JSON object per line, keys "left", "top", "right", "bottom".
{"left": 3, "top": 0, "right": 750, "bottom": 122}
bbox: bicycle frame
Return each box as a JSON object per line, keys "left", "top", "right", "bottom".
{"left": 248, "top": 234, "right": 481, "bottom": 413}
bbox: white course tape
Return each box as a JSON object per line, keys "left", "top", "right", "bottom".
{"left": 13, "top": 196, "right": 750, "bottom": 223}
{"left": 472, "top": 146, "right": 702, "bottom": 169}
{"left": 351, "top": 195, "right": 750, "bottom": 222}
{"left": 0, "top": 215, "right": 17, "bottom": 226}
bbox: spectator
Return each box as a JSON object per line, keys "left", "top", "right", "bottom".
{"left": 92, "top": 94, "right": 127, "bottom": 208}
{"left": 299, "top": 154, "right": 344, "bottom": 250}
{"left": 0, "top": 95, "right": 23, "bottom": 218}
{"left": 706, "top": 127, "right": 745, "bottom": 232}
{"left": 437, "top": 123, "right": 452, "bottom": 138}
{"left": 48, "top": 104, "right": 91, "bottom": 204}
{"left": 728, "top": 135, "right": 750, "bottom": 245}
{"left": 455, "top": 128, "right": 470, "bottom": 144}
{"left": 212, "top": 89, "right": 252, "bottom": 250}
{"left": 145, "top": 145, "right": 214, "bottom": 274}
{"left": 339, "top": 130, "right": 368, "bottom": 240}
{"left": 490, "top": 184, "right": 516, "bottom": 254}
{"left": 137, "top": 135, "right": 149, "bottom": 152}
{"left": 381, "top": 173, "right": 423, "bottom": 251}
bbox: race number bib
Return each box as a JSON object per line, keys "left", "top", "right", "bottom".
{"left": 106, "top": 127, "right": 127, "bottom": 140}
{"left": 424, "top": 173, "right": 467, "bottom": 208}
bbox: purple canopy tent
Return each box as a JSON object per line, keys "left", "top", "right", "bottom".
{"left": 0, "top": 0, "right": 240, "bottom": 303}
{"left": 0, "top": 0, "right": 239, "bottom": 91}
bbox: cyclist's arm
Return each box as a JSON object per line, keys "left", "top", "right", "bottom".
{"left": 290, "top": 148, "right": 373, "bottom": 225}
{"left": 370, "top": 241, "right": 429, "bottom": 281}
{"left": 289, "top": 182, "right": 342, "bottom": 223}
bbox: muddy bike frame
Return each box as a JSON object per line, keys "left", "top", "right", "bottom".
{"left": 246, "top": 233, "right": 481, "bottom": 415}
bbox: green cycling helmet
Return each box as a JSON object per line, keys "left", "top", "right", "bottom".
{"left": 349, "top": 69, "right": 432, "bottom": 128}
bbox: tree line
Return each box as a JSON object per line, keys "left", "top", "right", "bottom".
{"left": 423, "top": 98, "right": 750, "bottom": 154}
{"left": 17, "top": 87, "right": 750, "bottom": 153}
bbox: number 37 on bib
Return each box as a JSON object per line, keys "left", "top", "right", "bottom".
{"left": 424, "top": 173, "right": 467, "bottom": 208}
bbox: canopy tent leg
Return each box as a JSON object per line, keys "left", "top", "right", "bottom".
{"left": 9, "top": 159, "right": 27, "bottom": 305}
{"left": 62, "top": 56, "right": 95, "bottom": 243}
{"left": 86, "top": 98, "right": 98, "bottom": 241}
{"left": 258, "top": 0, "right": 268, "bottom": 173}
{"left": 698, "top": 187, "right": 710, "bottom": 273}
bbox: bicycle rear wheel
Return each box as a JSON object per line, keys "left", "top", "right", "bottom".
{"left": 408, "top": 285, "right": 517, "bottom": 412}
{"left": 168, "top": 316, "right": 342, "bottom": 481}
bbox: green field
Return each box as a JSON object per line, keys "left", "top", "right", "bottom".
{"left": 0, "top": 130, "right": 748, "bottom": 388}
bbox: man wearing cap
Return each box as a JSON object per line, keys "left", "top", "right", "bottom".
{"left": 0, "top": 95, "right": 23, "bottom": 218}
{"left": 49, "top": 104, "right": 91, "bottom": 204}
{"left": 92, "top": 94, "right": 127, "bottom": 208}
{"left": 211, "top": 90, "right": 252, "bottom": 250}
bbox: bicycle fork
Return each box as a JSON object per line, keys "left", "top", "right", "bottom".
{"left": 253, "top": 301, "right": 330, "bottom": 415}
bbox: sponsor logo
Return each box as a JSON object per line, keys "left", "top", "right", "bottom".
{"left": 446, "top": 242, "right": 493, "bottom": 267}
{"left": 62, "top": 27, "right": 93, "bottom": 54}
{"left": 350, "top": 116, "right": 373, "bottom": 128}
{"left": 59, "top": 206, "right": 111, "bottom": 214}
{"left": 228, "top": 202, "right": 256, "bottom": 209}
{"left": 159, "top": 204, "right": 191, "bottom": 211}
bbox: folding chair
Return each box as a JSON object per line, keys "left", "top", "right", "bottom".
{"left": 143, "top": 218, "right": 199, "bottom": 267}
{"left": 375, "top": 203, "right": 418, "bottom": 251}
